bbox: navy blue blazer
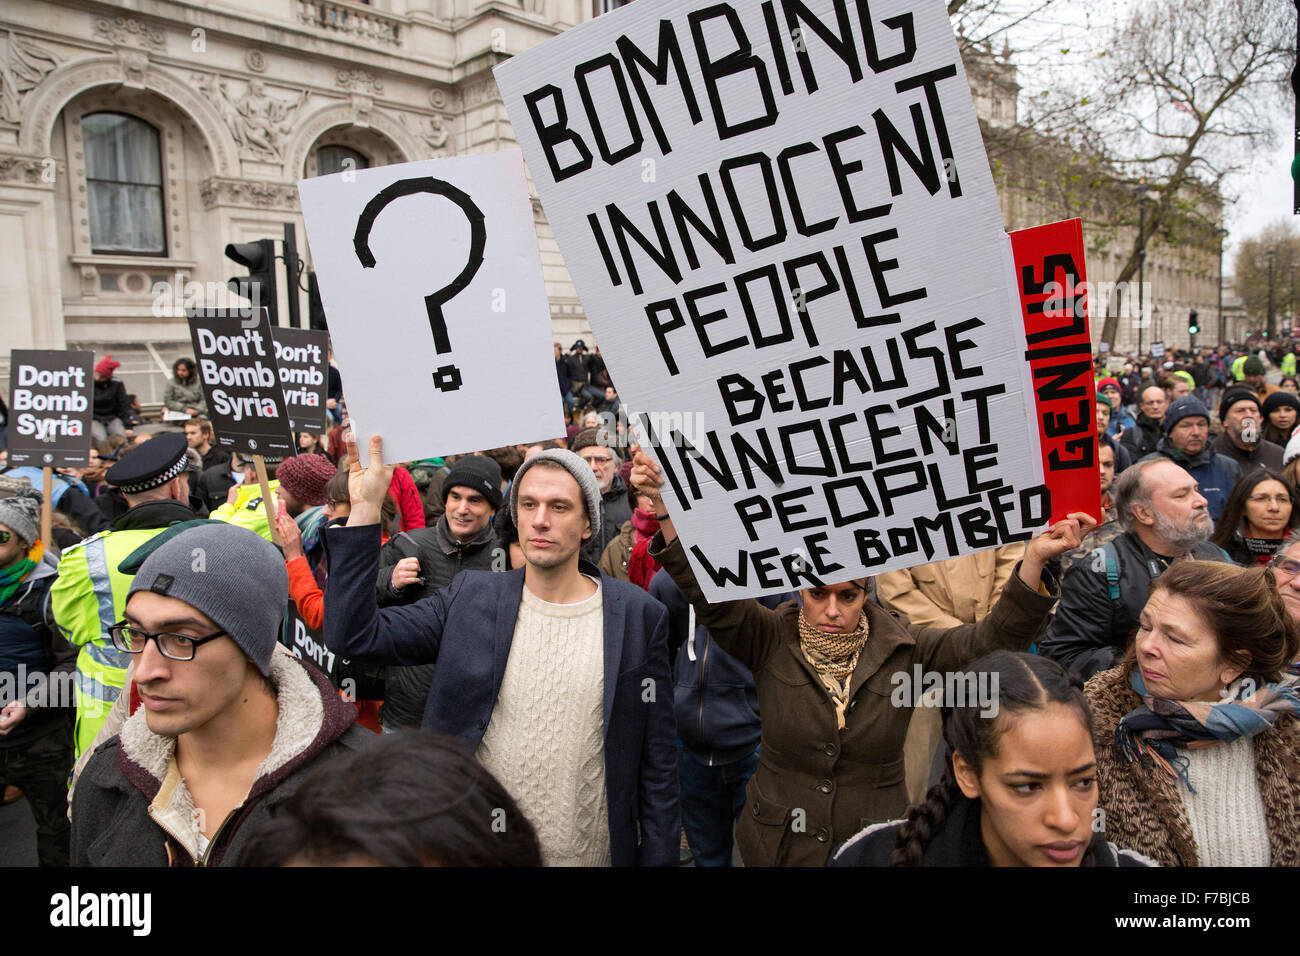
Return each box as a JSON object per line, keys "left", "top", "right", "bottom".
{"left": 322, "top": 523, "right": 679, "bottom": 866}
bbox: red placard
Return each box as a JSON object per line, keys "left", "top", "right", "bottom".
{"left": 1009, "top": 219, "right": 1102, "bottom": 525}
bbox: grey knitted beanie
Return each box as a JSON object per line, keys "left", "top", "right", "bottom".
{"left": 510, "top": 448, "right": 602, "bottom": 541}
{"left": 127, "top": 522, "right": 287, "bottom": 675}
{"left": 0, "top": 488, "right": 41, "bottom": 547}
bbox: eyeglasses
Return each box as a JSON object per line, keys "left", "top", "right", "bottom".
{"left": 1248, "top": 494, "right": 1292, "bottom": 506}
{"left": 0, "top": 530, "right": 10, "bottom": 544}
{"left": 1268, "top": 556, "right": 1300, "bottom": 579}
{"left": 581, "top": 454, "right": 614, "bottom": 466}
{"left": 108, "top": 621, "right": 227, "bottom": 661}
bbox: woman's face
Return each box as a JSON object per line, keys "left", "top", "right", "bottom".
{"left": 1135, "top": 590, "right": 1243, "bottom": 701}
{"left": 1269, "top": 405, "right": 1297, "bottom": 432}
{"left": 299, "top": 432, "right": 314, "bottom": 449}
{"left": 1283, "top": 379, "right": 1299, "bottom": 394}
{"left": 953, "top": 704, "right": 1097, "bottom": 867}
{"left": 1243, "top": 478, "right": 1292, "bottom": 537}
{"left": 176, "top": 362, "right": 193, "bottom": 381}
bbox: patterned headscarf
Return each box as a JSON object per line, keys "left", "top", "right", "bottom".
{"left": 1116, "top": 668, "right": 1300, "bottom": 793}
{"left": 798, "top": 611, "right": 869, "bottom": 730}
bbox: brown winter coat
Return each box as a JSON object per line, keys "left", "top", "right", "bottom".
{"left": 651, "top": 534, "right": 1058, "bottom": 867}
{"left": 1085, "top": 664, "right": 1300, "bottom": 867}
{"left": 598, "top": 520, "right": 635, "bottom": 582}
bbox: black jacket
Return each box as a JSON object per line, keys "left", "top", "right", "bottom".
{"left": 649, "top": 567, "right": 792, "bottom": 766}
{"left": 197, "top": 461, "right": 241, "bottom": 513}
{"left": 92, "top": 378, "right": 130, "bottom": 424}
{"left": 829, "top": 795, "right": 1153, "bottom": 866}
{"left": 1211, "top": 432, "right": 1285, "bottom": 476}
{"left": 1038, "top": 530, "right": 1230, "bottom": 679}
{"left": 583, "top": 475, "right": 633, "bottom": 566}
{"left": 1119, "top": 415, "right": 1162, "bottom": 461}
{"left": 0, "top": 556, "right": 76, "bottom": 750}
{"left": 374, "top": 517, "right": 497, "bottom": 729}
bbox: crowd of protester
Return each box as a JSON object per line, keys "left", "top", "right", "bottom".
{"left": 0, "top": 334, "right": 1298, "bottom": 869}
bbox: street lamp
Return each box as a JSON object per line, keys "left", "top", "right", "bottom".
{"left": 1267, "top": 247, "right": 1277, "bottom": 338}
{"left": 1216, "top": 226, "right": 1228, "bottom": 349}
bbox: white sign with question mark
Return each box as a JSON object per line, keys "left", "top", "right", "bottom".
{"left": 298, "top": 151, "right": 563, "bottom": 465}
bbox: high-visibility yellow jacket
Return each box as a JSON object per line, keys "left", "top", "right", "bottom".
{"left": 1232, "top": 354, "right": 1248, "bottom": 382}
{"left": 52, "top": 527, "right": 171, "bottom": 755}
{"left": 209, "top": 479, "right": 281, "bottom": 542}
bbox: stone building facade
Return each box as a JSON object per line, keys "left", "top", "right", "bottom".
{"left": 1, "top": 0, "right": 615, "bottom": 403}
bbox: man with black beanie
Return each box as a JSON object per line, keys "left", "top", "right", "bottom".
{"left": 373, "top": 454, "right": 503, "bottom": 732}
{"left": 1214, "top": 386, "right": 1284, "bottom": 474}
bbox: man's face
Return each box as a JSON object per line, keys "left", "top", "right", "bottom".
{"left": 184, "top": 423, "right": 204, "bottom": 448}
{"left": 516, "top": 466, "right": 591, "bottom": 570}
{"left": 1169, "top": 379, "right": 1191, "bottom": 400}
{"left": 0, "top": 523, "right": 27, "bottom": 571}
{"left": 578, "top": 445, "right": 617, "bottom": 493}
{"left": 1140, "top": 387, "right": 1167, "bottom": 422}
{"left": 126, "top": 590, "right": 257, "bottom": 738}
{"left": 1224, "top": 400, "right": 1261, "bottom": 445}
{"left": 1098, "top": 444, "right": 1115, "bottom": 494}
{"left": 1142, "top": 462, "right": 1212, "bottom": 542}
{"left": 1095, "top": 402, "right": 1111, "bottom": 435}
{"left": 1099, "top": 385, "right": 1121, "bottom": 409}
{"left": 800, "top": 580, "right": 868, "bottom": 632}
{"left": 1245, "top": 373, "right": 1265, "bottom": 389}
{"left": 445, "top": 486, "right": 493, "bottom": 542}
{"left": 1167, "top": 415, "right": 1208, "bottom": 457}
{"left": 605, "top": 387, "right": 616, "bottom": 402}
{"left": 1272, "top": 544, "right": 1300, "bottom": 626}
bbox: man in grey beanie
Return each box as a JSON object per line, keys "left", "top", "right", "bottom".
{"left": 325, "top": 435, "right": 678, "bottom": 867}
{"left": 70, "top": 522, "right": 370, "bottom": 866}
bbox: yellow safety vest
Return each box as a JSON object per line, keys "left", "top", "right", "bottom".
{"left": 209, "top": 479, "right": 281, "bottom": 542}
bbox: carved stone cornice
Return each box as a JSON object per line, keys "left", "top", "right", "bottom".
{"left": 93, "top": 16, "right": 166, "bottom": 51}
{"left": 0, "top": 153, "right": 59, "bottom": 186}
{"left": 198, "top": 176, "right": 299, "bottom": 210}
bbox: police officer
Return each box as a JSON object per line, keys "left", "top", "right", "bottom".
{"left": 51, "top": 433, "right": 197, "bottom": 755}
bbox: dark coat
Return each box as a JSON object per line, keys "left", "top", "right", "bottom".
{"left": 828, "top": 793, "right": 1153, "bottom": 866}
{"left": 374, "top": 517, "right": 498, "bottom": 729}
{"left": 1119, "top": 415, "right": 1162, "bottom": 461}
{"left": 197, "top": 461, "right": 241, "bottom": 513}
{"left": 1212, "top": 432, "right": 1284, "bottom": 476}
{"left": 583, "top": 475, "right": 633, "bottom": 566}
{"left": 1039, "top": 530, "right": 1230, "bottom": 680}
{"left": 92, "top": 378, "right": 130, "bottom": 424}
{"left": 649, "top": 533, "right": 1057, "bottom": 867}
{"left": 322, "top": 522, "right": 679, "bottom": 867}
{"left": 0, "top": 556, "right": 76, "bottom": 749}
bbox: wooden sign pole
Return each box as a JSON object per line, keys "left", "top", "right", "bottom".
{"left": 40, "top": 466, "right": 53, "bottom": 549}
{"left": 252, "top": 454, "right": 281, "bottom": 547}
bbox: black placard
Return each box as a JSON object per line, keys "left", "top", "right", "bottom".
{"left": 186, "top": 308, "right": 295, "bottom": 457}
{"left": 6, "top": 349, "right": 94, "bottom": 467}
{"left": 271, "top": 327, "right": 330, "bottom": 434}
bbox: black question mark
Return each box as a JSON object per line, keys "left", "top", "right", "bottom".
{"left": 353, "top": 177, "right": 486, "bottom": 392}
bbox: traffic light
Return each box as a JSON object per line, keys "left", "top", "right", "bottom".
{"left": 225, "top": 238, "right": 278, "bottom": 324}
{"left": 1188, "top": 309, "right": 1199, "bottom": 336}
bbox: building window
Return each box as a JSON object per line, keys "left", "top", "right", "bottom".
{"left": 596, "top": 0, "right": 631, "bottom": 14}
{"left": 316, "top": 145, "right": 370, "bottom": 177}
{"left": 83, "top": 112, "right": 165, "bottom": 256}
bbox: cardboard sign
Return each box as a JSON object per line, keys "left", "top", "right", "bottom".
{"left": 1150, "top": 342, "right": 1165, "bottom": 359}
{"left": 297, "top": 152, "right": 564, "bottom": 465}
{"left": 496, "top": 0, "right": 1048, "bottom": 599}
{"left": 6, "top": 350, "right": 94, "bottom": 468}
{"left": 1008, "top": 219, "right": 1101, "bottom": 525}
{"left": 271, "top": 327, "right": 330, "bottom": 434}
{"left": 282, "top": 599, "right": 338, "bottom": 681}
{"left": 186, "top": 308, "right": 295, "bottom": 457}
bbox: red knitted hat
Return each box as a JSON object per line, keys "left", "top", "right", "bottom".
{"left": 95, "top": 355, "right": 120, "bottom": 377}
{"left": 276, "top": 453, "right": 335, "bottom": 507}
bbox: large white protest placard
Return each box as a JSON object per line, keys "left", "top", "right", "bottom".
{"left": 298, "top": 152, "right": 563, "bottom": 465}
{"left": 497, "top": 0, "right": 1048, "bottom": 600}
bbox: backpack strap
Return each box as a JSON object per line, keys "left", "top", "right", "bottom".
{"left": 1102, "top": 541, "right": 1120, "bottom": 601}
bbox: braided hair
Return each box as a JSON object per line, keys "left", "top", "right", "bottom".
{"left": 888, "top": 651, "right": 1092, "bottom": 866}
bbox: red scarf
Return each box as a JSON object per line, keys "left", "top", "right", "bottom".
{"left": 627, "top": 509, "right": 661, "bottom": 590}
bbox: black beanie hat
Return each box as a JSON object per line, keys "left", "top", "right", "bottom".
{"left": 1262, "top": 391, "right": 1300, "bottom": 418}
{"left": 442, "top": 455, "right": 502, "bottom": 511}
{"left": 1219, "top": 386, "right": 1260, "bottom": 423}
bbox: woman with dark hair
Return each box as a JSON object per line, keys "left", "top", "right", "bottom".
{"left": 1262, "top": 391, "right": 1300, "bottom": 446}
{"left": 1086, "top": 560, "right": 1300, "bottom": 866}
{"left": 241, "top": 730, "right": 542, "bottom": 866}
{"left": 1280, "top": 376, "right": 1299, "bottom": 395}
{"left": 1211, "top": 467, "right": 1296, "bottom": 566}
{"left": 297, "top": 431, "right": 327, "bottom": 457}
{"left": 163, "top": 357, "right": 206, "bottom": 417}
{"left": 830, "top": 651, "right": 1151, "bottom": 866}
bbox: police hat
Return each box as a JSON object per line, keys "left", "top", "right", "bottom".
{"left": 105, "top": 433, "right": 191, "bottom": 494}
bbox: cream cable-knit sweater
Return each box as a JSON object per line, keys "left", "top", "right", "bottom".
{"left": 476, "top": 578, "right": 610, "bottom": 867}
{"left": 1179, "top": 735, "right": 1271, "bottom": 867}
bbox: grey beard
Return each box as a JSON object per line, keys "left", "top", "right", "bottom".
{"left": 1151, "top": 508, "right": 1212, "bottom": 554}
